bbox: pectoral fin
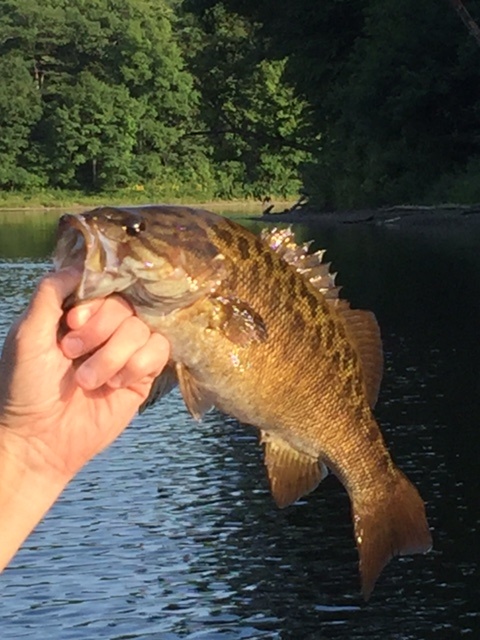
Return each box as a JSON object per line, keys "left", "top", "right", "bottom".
{"left": 140, "top": 363, "right": 178, "bottom": 413}
{"left": 261, "top": 431, "right": 328, "bottom": 508}
{"left": 176, "top": 362, "right": 214, "bottom": 420}
{"left": 211, "top": 296, "right": 267, "bottom": 346}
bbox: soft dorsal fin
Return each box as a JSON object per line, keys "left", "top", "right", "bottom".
{"left": 260, "top": 431, "right": 328, "bottom": 508}
{"left": 335, "top": 302, "right": 384, "bottom": 407}
{"left": 261, "top": 227, "right": 383, "bottom": 407}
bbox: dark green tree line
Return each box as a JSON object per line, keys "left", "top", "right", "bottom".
{"left": 190, "top": 0, "right": 480, "bottom": 207}
{"left": 3, "top": 0, "right": 480, "bottom": 206}
{"left": 0, "top": 0, "right": 310, "bottom": 199}
{"left": 0, "top": 0, "right": 201, "bottom": 191}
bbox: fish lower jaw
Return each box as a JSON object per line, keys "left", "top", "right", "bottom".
{"left": 77, "top": 269, "right": 135, "bottom": 300}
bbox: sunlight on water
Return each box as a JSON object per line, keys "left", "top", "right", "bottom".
{"left": 0, "top": 217, "right": 479, "bottom": 639}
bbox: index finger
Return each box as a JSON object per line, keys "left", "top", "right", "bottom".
{"left": 61, "top": 296, "right": 136, "bottom": 359}
{"left": 66, "top": 295, "right": 133, "bottom": 331}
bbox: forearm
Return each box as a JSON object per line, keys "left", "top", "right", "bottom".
{"left": 0, "top": 427, "right": 69, "bottom": 572}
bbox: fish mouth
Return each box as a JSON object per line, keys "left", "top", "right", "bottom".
{"left": 53, "top": 213, "right": 134, "bottom": 301}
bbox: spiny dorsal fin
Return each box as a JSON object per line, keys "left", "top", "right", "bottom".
{"left": 260, "top": 431, "right": 328, "bottom": 508}
{"left": 261, "top": 227, "right": 338, "bottom": 298}
{"left": 261, "top": 227, "right": 383, "bottom": 407}
{"left": 261, "top": 226, "right": 316, "bottom": 262}
{"left": 140, "top": 364, "right": 178, "bottom": 413}
{"left": 176, "top": 362, "right": 214, "bottom": 420}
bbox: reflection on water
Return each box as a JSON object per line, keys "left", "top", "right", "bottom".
{"left": 0, "top": 211, "right": 59, "bottom": 258}
{"left": 0, "top": 214, "right": 479, "bottom": 639}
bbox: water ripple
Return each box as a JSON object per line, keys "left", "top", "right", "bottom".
{"left": 1, "top": 229, "right": 479, "bottom": 639}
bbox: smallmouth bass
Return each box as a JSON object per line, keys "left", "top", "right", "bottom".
{"left": 54, "top": 205, "right": 432, "bottom": 598}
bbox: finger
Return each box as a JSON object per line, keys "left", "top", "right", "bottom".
{"left": 61, "top": 296, "right": 135, "bottom": 359}
{"left": 65, "top": 295, "right": 133, "bottom": 330}
{"left": 107, "top": 332, "right": 171, "bottom": 388}
{"left": 75, "top": 315, "right": 151, "bottom": 390}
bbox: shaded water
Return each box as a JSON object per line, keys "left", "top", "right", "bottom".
{"left": 0, "top": 210, "right": 479, "bottom": 638}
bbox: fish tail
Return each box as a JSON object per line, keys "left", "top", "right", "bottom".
{"left": 352, "top": 470, "right": 432, "bottom": 600}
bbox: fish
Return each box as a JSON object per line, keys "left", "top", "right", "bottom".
{"left": 53, "top": 204, "right": 432, "bottom": 598}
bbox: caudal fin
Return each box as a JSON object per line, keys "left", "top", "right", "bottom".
{"left": 352, "top": 471, "right": 432, "bottom": 600}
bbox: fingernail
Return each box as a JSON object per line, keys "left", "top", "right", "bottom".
{"left": 62, "top": 335, "right": 84, "bottom": 358}
{"left": 76, "top": 364, "right": 97, "bottom": 390}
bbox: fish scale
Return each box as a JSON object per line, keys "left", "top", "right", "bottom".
{"left": 54, "top": 204, "right": 432, "bottom": 599}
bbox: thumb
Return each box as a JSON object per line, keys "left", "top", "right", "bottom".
{"left": 0, "top": 268, "right": 81, "bottom": 385}
{"left": 19, "top": 268, "right": 81, "bottom": 343}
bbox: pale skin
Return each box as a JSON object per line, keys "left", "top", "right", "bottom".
{"left": 0, "top": 268, "right": 170, "bottom": 572}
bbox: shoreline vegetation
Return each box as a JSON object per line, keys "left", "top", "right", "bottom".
{"left": 3, "top": 190, "right": 480, "bottom": 230}
{"left": 0, "top": 201, "right": 271, "bottom": 214}
{"left": 0, "top": 191, "right": 287, "bottom": 214}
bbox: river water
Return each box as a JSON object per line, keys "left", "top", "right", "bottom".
{"left": 0, "top": 210, "right": 478, "bottom": 639}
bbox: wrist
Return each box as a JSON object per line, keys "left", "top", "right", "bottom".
{"left": 0, "top": 425, "right": 70, "bottom": 571}
{"left": 0, "top": 420, "right": 74, "bottom": 484}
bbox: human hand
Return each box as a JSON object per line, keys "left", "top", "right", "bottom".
{"left": 0, "top": 268, "right": 170, "bottom": 571}
{"left": 0, "top": 268, "right": 170, "bottom": 480}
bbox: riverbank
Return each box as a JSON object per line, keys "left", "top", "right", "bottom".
{"left": 4, "top": 195, "right": 480, "bottom": 230}
{"left": 254, "top": 203, "right": 480, "bottom": 228}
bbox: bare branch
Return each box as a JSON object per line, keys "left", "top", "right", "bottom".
{"left": 447, "top": 0, "right": 480, "bottom": 47}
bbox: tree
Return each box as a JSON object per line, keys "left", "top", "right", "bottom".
{"left": 41, "top": 72, "right": 143, "bottom": 189}
{"left": 448, "top": 0, "right": 480, "bottom": 47}
{"left": 192, "top": 0, "right": 480, "bottom": 207}
{"left": 0, "top": 52, "right": 43, "bottom": 189}
{"left": 317, "top": 0, "right": 480, "bottom": 206}
{"left": 180, "top": 3, "right": 313, "bottom": 198}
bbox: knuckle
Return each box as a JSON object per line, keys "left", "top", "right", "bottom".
{"left": 125, "top": 316, "right": 150, "bottom": 343}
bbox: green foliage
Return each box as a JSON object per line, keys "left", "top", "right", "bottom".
{"left": 0, "top": 0, "right": 201, "bottom": 192}
{"left": 0, "top": 51, "right": 44, "bottom": 189}
{"left": 0, "top": 0, "right": 310, "bottom": 201}
{"left": 427, "top": 156, "right": 480, "bottom": 204}
{"left": 179, "top": 4, "right": 312, "bottom": 198}
{"left": 42, "top": 72, "right": 142, "bottom": 189}
{"left": 195, "top": 0, "right": 480, "bottom": 208}
{"left": 314, "top": 0, "right": 480, "bottom": 207}
{"left": 3, "top": 0, "right": 480, "bottom": 207}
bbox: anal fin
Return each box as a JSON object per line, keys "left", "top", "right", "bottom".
{"left": 261, "top": 431, "right": 328, "bottom": 508}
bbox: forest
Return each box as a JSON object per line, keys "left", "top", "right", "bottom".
{"left": 1, "top": 0, "right": 480, "bottom": 208}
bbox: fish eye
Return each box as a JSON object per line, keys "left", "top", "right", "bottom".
{"left": 124, "top": 220, "right": 146, "bottom": 236}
